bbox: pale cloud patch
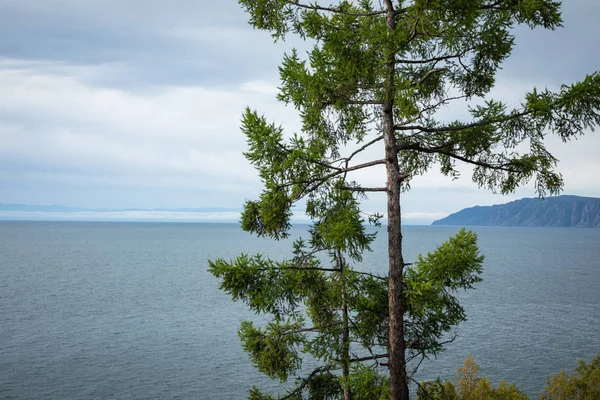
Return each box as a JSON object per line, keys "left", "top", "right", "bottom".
{"left": 0, "top": 60, "right": 302, "bottom": 207}
{"left": 241, "top": 81, "right": 279, "bottom": 96}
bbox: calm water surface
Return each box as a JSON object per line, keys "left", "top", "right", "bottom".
{"left": 1, "top": 222, "right": 599, "bottom": 399}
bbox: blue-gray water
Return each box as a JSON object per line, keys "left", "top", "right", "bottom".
{"left": 1, "top": 221, "right": 599, "bottom": 399}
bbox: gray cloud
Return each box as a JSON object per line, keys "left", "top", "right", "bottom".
{"left": 0, "top": 0, "right": 599, "bottom": 221}
{"left": 0, "top": 0, "right": 295, "bottom": 87}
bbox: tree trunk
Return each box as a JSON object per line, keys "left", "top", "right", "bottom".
{"left": 338, "top": 249, "right": 353, "bottom": 400}
{"left": 384, "top": 106, "right": 409, "bottom": 400}
{"left": 383, "top": 1, "right": 409, "bottom": 399}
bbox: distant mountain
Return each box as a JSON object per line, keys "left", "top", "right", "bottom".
{"left": 432, "top": 195, "right": 600, "bottom": 228}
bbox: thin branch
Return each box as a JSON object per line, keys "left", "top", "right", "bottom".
{"left": 346, "top": 317, "right": 380, "bottom": 359}
{"left": 257, "top": 266, "right": 341, "bottom": 273}
{"left": 323, "top": 99, "right": 384, "bottom": 106}
{"left": 332, "top": 134, "right": 384, "bottom": 170}
{"left": 406, "top": 339, "right": 426, "bottom": 349}
{"left": 279, "top": 366, "right": 332, "bottom": 400}
{"left": 417, "top": 67, "right": 448, "bottom": 85}
{"left": 257, "top": 264, "right": 385, "bottom": 281}
{"left": 481, "top": 0, "right": 506, "bottom": 10}
{"left": 349, "top": 353, "right": 389, "bottom": 363}
{"left": 282, "top": 158, "right": 386, "bottom": 196}
{"left": 410, "top": 378, "right": 439, "bottom": 400}
{"left": 400, "top": 142, "right": 518, "bottom": 173}
{"left": 339, "top": 186, "right": 388, "bottom": 193}
{"left": 345, "top": 134, "right": 385, "bottom": 163}
{"left": 291, "top": 1, "right": 387, "bottom": 17}
{"left": 404, "top": 95, "right": 468, "bottom": 126}
{"left": 353, "top": 270, "right": 387, "bottom": 280}
{"left": 282, "top": 322, "right": 342, "bottom": 336}
{"left": 458, "top": 51, "right": 471, "bottom": 73}
{"left": 292, "top": 246, "right": 328, "bottom": 265}
{"left": 320, "top": 158, "right": 387, "bottom": 182}
{"left": 310, "top": 158, "right": 343, "bottom": 172}
{"left": 274, "top": 141, "right": 343, "bottom": 172}
{"left": 409, "top": 353, "right": 426, "bottom": 379}
{"left": 397, "top": 47, "right": 475, "bottom": 65}
{"left": 394, "top": 109, "right": 531, "bottom": 133}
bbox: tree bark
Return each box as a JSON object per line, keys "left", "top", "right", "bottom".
{"left": 337, "top": 249, "right": 353, "bottom": 400}
{"left": 384, "top": 1, "right": 409, "bottom": 399}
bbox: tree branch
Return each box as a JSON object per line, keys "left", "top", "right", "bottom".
{"left": 323, "top": 99, "right": 384, "bottom": 106}
{"left": 334, "top": 134, "right": 384, "bottom": 165}
{"left": 399, "top": 142, "right": 518, "bottom": 173}
{"left": 394, "top": 109, "right": 531, "bottom": 133}
{"left": 353, "top": 270, "right": 387, "bottom": 280}
{"left": 396, "top": 47, "right": 475, "bottom": 65}
{"left": 289, "top": 1, "right": 387, "bottom": 16}
{"left": 281, "top": 158, "right": 386, "bottom": 198}
{"left": 279, "top": 366, "right": 333, "bottom": 400}
{"left": 257, "top": 264, "right": 385, "bottom": 281}
{"left": 410, "top": 378, "right": 439, "bottom": 400}
{"left": 406, "top": 96, "right": 468, "bottom": 125}
{"left": 257, "top": 266, "right": 341, "bottom": 273}
{"left": 349, "top": 353, "right": 389, "bottom": 363}
{"left": 340, "top": 186, "right": 388, "bottom": 192}
{"left": 417, "top": 67, "right": 448, "bottom": 85}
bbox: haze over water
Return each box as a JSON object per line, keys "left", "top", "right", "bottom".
{"left": 1, "top": 222, "right": 599, "bottom": 399}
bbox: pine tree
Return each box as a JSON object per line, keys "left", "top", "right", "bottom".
{"left": 212, "top": 1, "right": 600, "bottom": 398}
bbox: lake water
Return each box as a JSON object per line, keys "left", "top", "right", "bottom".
{"left": 1, "top": 221, "right": 599, "bottom": 399}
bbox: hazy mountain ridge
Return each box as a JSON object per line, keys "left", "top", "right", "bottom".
{"left": 432, "top": 195, "right": 600, "bottom": 227}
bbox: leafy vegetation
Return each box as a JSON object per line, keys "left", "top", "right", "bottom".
{"left": 541, "top": 352, "right": 600, "bottom": 400}
{"left": 416, "top": 352, "right": 600, "bottom": 400}
{"left": 417, "top": 355, "right": 528, "bottom": 400}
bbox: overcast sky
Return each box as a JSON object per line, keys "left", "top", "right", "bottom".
{"left": 1, "top": 0, "right": 599, "bottom": 223}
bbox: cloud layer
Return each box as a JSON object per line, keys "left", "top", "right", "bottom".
{"left": 1, "top": 0, "right": 599, "bottom": 222}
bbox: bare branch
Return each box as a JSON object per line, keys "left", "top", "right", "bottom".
{"left": 404, "top": 95, "right": 468, "bottom": 126}
{"left": 334, "top": 134, "right": 384, "bottom": 165}
{"left": 417, "top": 67, "right": 448, "bottom": 85}
{"left": 408, "top": 353, "right": 426, "bottom": 379}
{"left": 340, "top": 186, "right": 388, "bottom": 192}
{"left": 342, "top": 158, "right": 387, "bottom": 173}
{"left": 282, "top": 158, "right": 386, "bottom": 197}
{"left": 348, "top": 353, "right": 389, "bottom": 363}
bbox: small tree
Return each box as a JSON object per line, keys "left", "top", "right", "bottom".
{"left": 213, "top": 1, "right": 600, "bottom": 399}
{"left": 540, "top": 352, "right": 600, "bottom": 400}
{"left": 416, "top": 355, "right": 528, "bottom": 400}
